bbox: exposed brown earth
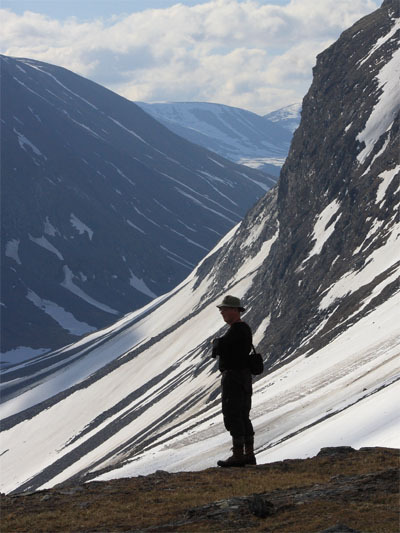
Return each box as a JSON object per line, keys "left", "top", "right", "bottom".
{"left": 1, "top": 446, "right": 398, "bottom": 532}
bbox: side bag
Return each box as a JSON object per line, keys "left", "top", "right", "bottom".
{"left": 249, "top": 345, "right": 264, "bottom": 375}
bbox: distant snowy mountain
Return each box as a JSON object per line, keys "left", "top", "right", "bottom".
{"left": 0, "top": 55, "right": 275, "bottom": 360}
{"left": 264, "top": 103, "right": 302, "bottom": 133}
{"left": 1, "top": 0, "right": 399, "bottom": 495}
{"left": 136, "top": 101, "right": 292, "bottom": 176}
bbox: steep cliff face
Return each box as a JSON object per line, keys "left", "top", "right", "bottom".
{"left": 244, "top": 0, "right": 399, "bottom": 365}
{"left": 0, "top": 1, "right": 398, "bottom": 495}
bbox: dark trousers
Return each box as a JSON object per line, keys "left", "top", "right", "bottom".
{"left": 221, "top": 369, "right": 254, "bottom": 440}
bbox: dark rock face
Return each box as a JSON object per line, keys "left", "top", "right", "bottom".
{"left": 236, "top": 0, "right": 399, "bottom": 367}
{"left": 0, "top": 55, "right": 275, "bottom": 356}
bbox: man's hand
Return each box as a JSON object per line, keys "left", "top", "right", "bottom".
{"left": 212, "top": 338, "right": 220, "bottom": 358}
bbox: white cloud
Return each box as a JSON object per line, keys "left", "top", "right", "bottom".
{"left": 0, "top": 0, "right": 380, "bottom": 114}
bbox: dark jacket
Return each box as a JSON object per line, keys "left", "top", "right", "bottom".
{"left": 212, "top": 321, "right": 252, "bottom": 372}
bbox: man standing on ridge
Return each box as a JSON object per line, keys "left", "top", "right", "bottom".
{"left": 212, "top": 295, "right": 256, "bottom": 467}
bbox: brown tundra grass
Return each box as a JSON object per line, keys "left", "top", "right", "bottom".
{"left": 1, "top": 447, "right": 399, "bottom": 532}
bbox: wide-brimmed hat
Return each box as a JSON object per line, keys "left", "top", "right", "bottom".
{"left": 216, "top": 295, "right": 245, "bottom": 312}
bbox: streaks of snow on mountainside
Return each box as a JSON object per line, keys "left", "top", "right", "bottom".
{"left": 319, "top": 220, "right": 400, "bottom": 310}
{"left": 1, "top": 189, "right": 398, "bottom": 493}
{"left": 28, "top": 234, "right": 64, "bottom": 260}
{"left": 92, "top": 291, "right": 400, "bottom": 482}
{"left": 108, "top": 117, "right": 149, "bottom": 144}
{"left": 0, "top": 308, "right": 159, "bottom": 417}
{"left": 358, "top": 17, "right": 400, "bottom": 67}
{"left": 26, "top": 291, "right": 96, "bottom": 336}
{"left": 0, "top": 230, "right": 236, "bottom": 419}
{"left": 61, "top": 266, "right": 118, "bottom": 315}
{"left": 2, "top": 52, "right": 274, "bottom": 355}
{"left": 18, "top": 59, "right": 99, "bottom": 111}
{"left": 5, "top": 239, "right": 22, "bottom": 264}
{"left": 129, "top": 271, "right": 157, "bottom": 299}
{"left": 357, "top": 40, "right": 400, "bottom": 163}
{"left": 376, "top": 165, "right": 400, "bottom": 203}
{"left": 1, "top": 2, "right": 399, "bottom": 496}
{"left": 14, "top": 128, "right": 46, "bottom": 159}
{"left": 306, "top": 200, "right": 342, "bottom": 260}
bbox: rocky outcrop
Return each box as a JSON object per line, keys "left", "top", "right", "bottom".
{"left": 236, "top": 0, "right": 399, "bottom": 367}
{"left": 191, "top": 0, "right": 399, "bottom": 370}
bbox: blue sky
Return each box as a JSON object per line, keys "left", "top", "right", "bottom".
{"left": 0, "top": 0, "right": 379, "bottom": 114}
{"left": 1, "top": 0, "right": 290, "bottom": 20}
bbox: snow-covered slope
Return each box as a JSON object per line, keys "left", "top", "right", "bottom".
{"left": 0, "top": 55, "right": 275, "bottom": 359}
{"left": 136, "top": 101, "right": 293, "bottom": 176}
{"left": 264, "top": 103, "right": 302, "bottom": 133}
{"left": 1, "top": 0, "right": 399, "bottom": 495}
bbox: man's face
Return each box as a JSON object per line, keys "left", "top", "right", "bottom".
{"left": 219, "top": 306, "right": 241, "bottom": 325}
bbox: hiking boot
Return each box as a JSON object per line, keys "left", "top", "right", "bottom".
{"left": 217, "top": 438, "right": 246, "bottom": 467}
{"left": 244, "top": 441, "right": 257, "bottom": 465}
{"left": 217, "top": 446, "right": 246, "bottom": 467}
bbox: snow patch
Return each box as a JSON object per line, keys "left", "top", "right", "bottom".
{"left": 208, "top": 157, "right": 225, "bottom": 168}
{"left": 107, "top": 161, "right": 129, "bottom": 180}
{"left": 108, "top": 117, "right": 148, "bottom": 144}
{"left": 28, "top": 106, "right": 42, "bottom": 123}
{"left": 70, "top": 214, "right": 93, "bottom": 240}
{"left": 61, "top": 266, "right": 118, "bottom": 315}
{"left": 169, "top": 228, "right": 208, "bottom": 251}
{"left": 5, "top": 239, "right": 21, "bottom": 265}
{"left": 320, "top": 221, "right": 400, "bottom": 309}
{"left": 63, "top": 112, "right": 101, "bottom": 139}
{"left": 26, "top": 290, "right": 96, "bottom": 335}
{"left": 29, "top": 234, "right": 63, "bottom": 260}
{"left": 129, "top": 270, "right": 157, "bottom": 299}
{"left": 160, "top": 246, "right": 195, "bottom": 269}
{"left": 358, "top": 18, "right": 400, "bottom": 67}
{"left": 306, "top": 200, "right": 341, "bottom": 260}
{"left": 133, "top": 206, "right": 160, "bottom": 228}
{"left": 357, "top": 47, "right": 400, "bottom": 164}
{"left": 175, "top": 188, "right": 236, "bottom": 224}
{"left": 376, "top": 165, "right": 400, "bottom": 204}
{"left": 233, "top": 231, "right": 278, "bottom": 285}
{"left": 126, "top": 219, "right": 146, "bottom": 234}
{"left": 14, "top": 128, "right": 46, "bottom": 160}
{"left": 0, "top": 347, "right": 49, "bottom": 367}
{"left": 44, "top": 217, "right": 58, "bottom": 237}
{"left": 253, "top": 315, "right": 271, "bottom": 346}
{"left": 25, "top": 63, "right": 99, "bottom": 110}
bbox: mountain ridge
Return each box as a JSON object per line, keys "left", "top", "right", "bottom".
{"left": 0, "top": 54, "right": 275, "bottom": 358}
{"left": 264, "top": 102, "right": 302, "bottom": 133}
{"left": 136, "top": 100, "right": 297, "bottom": 176}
